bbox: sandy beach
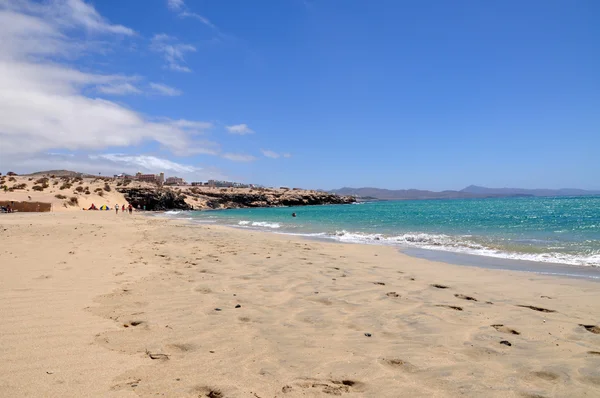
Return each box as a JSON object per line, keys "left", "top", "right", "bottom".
{"left": 1, "top": 212, "right": 600, "bottom": 397}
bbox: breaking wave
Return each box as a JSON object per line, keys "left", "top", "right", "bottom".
{"left": 327, "top": 231, "right": 600, "bottom": 267}
{"left": 238, "top": 220, "right": 281, "bottom": 229}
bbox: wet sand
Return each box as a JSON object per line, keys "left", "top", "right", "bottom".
{"left": 1, "top": 212, "right": 600, "bottom": 397}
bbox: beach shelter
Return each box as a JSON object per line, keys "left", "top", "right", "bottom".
{"left": 99, "top": 205, "right": 110, "bottom": 210}
{"left": 88, "top": 203, "right": 98, "bottom": 210}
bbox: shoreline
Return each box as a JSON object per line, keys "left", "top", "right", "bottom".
{"left": 159, "top": 212, "right": 600, "bottom": 280}
{"left": 2, "top": 212, "right": 600, "bottom": 397}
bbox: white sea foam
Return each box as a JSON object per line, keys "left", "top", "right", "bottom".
{"left": 237, "top": 220, "right": 281, "bottom": 229}
{"left": 326, "top": 230, "right": 600, "bottom": 267}
{"left": 164, "top": 210, "right": 182, "bottom": 215}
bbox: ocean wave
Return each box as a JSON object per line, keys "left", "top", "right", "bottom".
{"left": 238, "top": 220, "right": 281, "bottom": 229}
{"left": 326, "top": 231, "right": 600, "bottom": 267}
{"left": 164, "top": 210, "right": 182, "bottom": 215}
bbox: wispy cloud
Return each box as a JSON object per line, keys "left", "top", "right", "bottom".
{"left": 94, "top": 154, "right": 200, "bottom": 173}
{"left": 165, "top": 0, "right": 217, "bottom": 30}
{"left": 179, "top": 11, "right": 216, "bottom": 29}
{"left": 6, "top": 152, "right": 229, "bottom": 181}
{"left": 0, "top": 2, "right": 216, "bottom": 160}
{"left": 149, "top": 82, "right": 182, "bottom": 96}
{"left": 150, "top": 33, "right": 196, "bottom": 73}
{"left": 222, "top": 153, "right": 256, "bottom": 162}
{"left": 166, "top": 0, "right": 185, "bottom": 11}
{"left": 226, "top": 124, "right": 254, "bottom": 135}
{"left": 168, "top": 119, "right": 213, "bottom": 130}
{"left": 261, "top": 150, "right": 292, "bottom": 159}
{"left": 97, "top": 82, "right": 142, "bottom": 95}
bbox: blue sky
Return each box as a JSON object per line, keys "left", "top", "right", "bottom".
{"left": 0, "top": 0, "right": 598, "bottom": 190}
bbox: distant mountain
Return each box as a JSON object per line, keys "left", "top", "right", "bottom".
{"left": 332, "top": 186, "right": 600, "bottom": 200}
{"left": 461, "top": 185, "right": 600, "bottom": 197}
{"left": 331, "top": 187, "right": 486, "bottom": 200}
{"left": 23, "top": 169, "right": 90, "bottom": 177}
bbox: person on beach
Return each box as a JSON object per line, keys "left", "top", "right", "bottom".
{"left": 115, "top": 204, "right": 119, "bottom": 214}
{"left": 122, "top": 204, "right": 125, "bottom": 213}
{"left": 128, "top": 204, "right": 133, "bottom": 214}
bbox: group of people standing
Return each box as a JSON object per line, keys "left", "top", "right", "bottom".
{"left": 115, "top": 204, "right": 133, "bottom": 214}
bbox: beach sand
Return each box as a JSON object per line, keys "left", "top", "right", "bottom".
{"left": 1, "top": 212, "right": 600, "bottom": 397}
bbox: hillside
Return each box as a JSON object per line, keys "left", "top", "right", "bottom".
{"left": 332, "top": 185, "right": 600, "bottom": 200}
{"left": 331, "top": 187, "right": 485, "bottom": 200}
{"left": 0, "top": 173, "right": 354, "bottom": 211}
{"left": 460, "top": 185, "right": 600, "bottom": 197}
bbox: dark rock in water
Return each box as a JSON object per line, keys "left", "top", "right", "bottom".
{"left": 235, "top": 304, "right": 241, "bottom": 308}
{"left": 117, "top": 188, "right": 192, "bottom": 211}
{"left": 499, "top": 340, "right": 512, "bottom": 346}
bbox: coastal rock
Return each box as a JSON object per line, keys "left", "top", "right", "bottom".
{"left": 117, "top": 188, "right": 192, "bottom": 211}
{"left": 188, "top": 187, "right": 355, "bottom": 210}
{"left": 117, "top": 186, "right": 354, "bottom": 211}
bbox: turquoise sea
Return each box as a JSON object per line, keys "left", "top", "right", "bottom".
{"left": 164, "top": 196, "right": 600, "bottom": 268}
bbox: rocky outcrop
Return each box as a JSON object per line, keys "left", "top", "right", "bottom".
{"left": 117, "top": 187, "right": 355, "bottom": 210}
{"left": 117, "top": 188, "right": 192, "bottom": 211}
{"left": 191, "top": 188, "right": 355, "bottom": 209}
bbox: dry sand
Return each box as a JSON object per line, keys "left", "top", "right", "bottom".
{"left": 0, "top": 175, "right": 132, "bottom": 211}
{"left": 1, "top": 212, "right": 600, "bottom": 397}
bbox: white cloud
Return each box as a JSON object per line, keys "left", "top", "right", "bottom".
{"left": 222, "top": 153, "right": 256, "bottom": 162}
{"left": 167, "top": 0, "right": 185, "bottom": 11}
{"left": 1, "top": 152, "right": 229, "bottom": 182}
{"left": 60, "top": 0, "right": 135, "bottom": 35}
{"left": 94, "top": 154, "right": 199, "bottom": 173}
{"left": 165, "top": 0, "right": 216, "bottom": 30}
{"left": 226, "top": 124, "right": 254, "bottom": 135}
{"left": 261, "top": 150, "right": 279, "bottom": 159}
{"left": 0, "top": 2, "right": 217, "bottom": 160}
{"left": 97, "top": 82, "right": 142, "bottom": 95}
{"left": 261, "top": 150, "right": 292, "bottom": 159}
{"left": 0, "top": 0, "right": 136, "bottom": 36}
{"left": 168, "top": 119, "right": 213, "bottom": 131}
{"left": 149, "top": 82, "right": 182, "bottom": 96}
{"left": 179, "top": 11, "right": 216, "bottom": 29}
{"left": 150, "top": 34, "right": 196, "bottom": 73}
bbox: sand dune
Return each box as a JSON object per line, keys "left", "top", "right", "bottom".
{"left": 1, "top": 212, "right": 599, "bottom": 397}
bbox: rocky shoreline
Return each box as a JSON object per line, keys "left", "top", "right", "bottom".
{"left": 117, "top": 187, "right": 355, "bottom": 211}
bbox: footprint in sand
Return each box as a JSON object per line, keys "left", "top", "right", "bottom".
{"left": 491, "top": 324, "right": 520, "bottom": 335}
{"left": 168, "top": 343, "right": 197, "bottom": 352}
{"left": 579, "top": 324, "right": 600, "bottom": 334}
{"left": 455, "top": 294, "right": 477, "bottom": 301}
{"left": 192, "top": 386, "right": 223, "bottom": 397}
{"left": 431, "top": 284, "right": 449, "bottom": 289}
{"left": 294, "top": 378, "right": 363, "bottom": 395}
{"left": 530, "top": 371, "right": 560, "bottom": 382}
{"left": 123, "top": 320, "right": 144, "bottom": 328}
{"left": 436, "top": 305, "right": 463, "bottom": 311}
{"left": 517, "top": 305, "right": 556, "bottom": 313}
{"left": 381, "top": 358, "right": 418, "bottom": 372}
{"left": 386, "top": 292, "right": 400, "bottom": 298}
